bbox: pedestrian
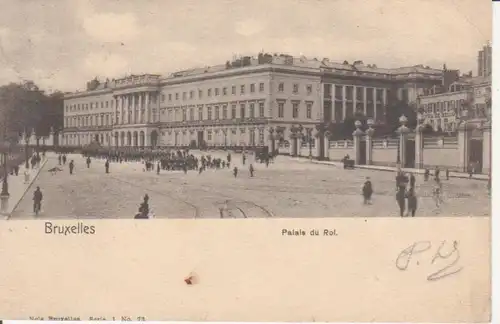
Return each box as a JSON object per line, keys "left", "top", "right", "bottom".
{"left": 86, "top": 157, "right": 91, "bottom": 168}
{"left": 362, "top": 177, "right": 373, "bottom": 204}
{"left": 249, "top": 164, "right": 254, "bottom": 177}
{"left": 157, "top": 162, "right": 160, "bottom": 175}
{"left": 409, "top": 172, "right": 416, "bottom": 188}
{"left": 396, "top": 186, "right": 406, "bottom": 217}
{"left": 233, "top": 166, "right": 238, "bottom": 178}
{"left": 432, "top": 178, "right": 443, "bottom": 208}
{"left": 105, "top": 159, "right": 110, "bottom": 173}
{"left": 405, "top": 187, "right": 417, "bottom": 217}
{"left": 424, "top": 168, "right": 430, "bottom": 181}
{"left": 69, "top": 160, "right": 74, "bottom": 175}
{"left": 58, "top": 155, "right": 62, "bottom": 165}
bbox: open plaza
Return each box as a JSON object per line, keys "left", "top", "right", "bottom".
{"left": 7, "top": 150, "right": 490, "bottom": 219}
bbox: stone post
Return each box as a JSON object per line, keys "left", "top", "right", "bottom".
{"left": 482, "top": 120, "right": 491, "bottom": 174}
{"left": 48, "top": 127, "right": 54, "bottom": 147}
{"left": 30, "top": 128, "right": 36, "bottom": 145}
{"left": 365, "top": 119, "right": 375, "bottom": 165}
{"left": 352, "top": 120, "right": 365, "bottom": 165}
{"left": 457, "top": 121, "right": 472, "bottom": 172}
{"left": 396, "top": 115, "right": 410, "bottom": 169}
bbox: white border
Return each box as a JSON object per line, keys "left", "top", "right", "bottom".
{"left": 2, "top": 3, "right": 498, "bottom": 324}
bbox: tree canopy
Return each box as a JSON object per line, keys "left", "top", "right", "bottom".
{"left": 0, "top": 81, "right": 63, "bottom": 142}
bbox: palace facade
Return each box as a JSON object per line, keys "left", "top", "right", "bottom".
{"left": 61, "top": 54, "right": 443, "bottom": 148}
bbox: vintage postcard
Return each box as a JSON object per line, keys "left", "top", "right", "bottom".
{"left": 0, "top": 0, "right": 493, "bottom": 322}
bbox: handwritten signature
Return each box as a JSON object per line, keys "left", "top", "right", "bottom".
{"left": 396, "top": 240, "right": 463, "bottom": 281}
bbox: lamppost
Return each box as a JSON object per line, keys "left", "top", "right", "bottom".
{"left": 24, "top": 128, "right": 32, "bottom": 170}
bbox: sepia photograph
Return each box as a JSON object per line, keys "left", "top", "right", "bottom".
{"left": 0, "top": 0, "right": 494, "bottom": 322}
{"left": 0, "top": 0, "right": 492, "bottom": 220}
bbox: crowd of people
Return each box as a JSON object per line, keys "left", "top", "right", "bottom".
{"left": 362, "top": 166, "right": 455, "bottom": 217}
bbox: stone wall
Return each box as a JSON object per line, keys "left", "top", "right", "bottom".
{"left": 371, "top": 138, "right": 398, "bottom": 167}
{"left": 326, "top": 140, "right": 353, "bottom": 161}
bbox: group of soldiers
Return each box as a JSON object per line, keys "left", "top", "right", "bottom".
{"left": 77, "top": 147, "right": 269, "bottom": 178}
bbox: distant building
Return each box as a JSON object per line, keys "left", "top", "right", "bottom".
{"left": 61, "top": 54, "right": 443, "bottom": 148}
{"left": 417, "top": 75, "right": 491, "bottom": 132}
{"left": 477, "top": 43, "right": 492, "bottom": 77}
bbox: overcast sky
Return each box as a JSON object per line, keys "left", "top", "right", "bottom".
{"left": 0, "top": 0, "right": 492, "bottom": 92}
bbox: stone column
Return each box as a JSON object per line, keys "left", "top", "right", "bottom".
{"left": 145, "top": 92, "right": 150, "bottom": 123}
{"left": 131, "top": 94, "right": 136, "bottom": 124}
{"left": 482, "top": 121, "right": 491, "bottom": 174}
{"left": 342, "top": 86, "right": 346, "bottom": 119}
{"left": 363, "top": 87, "right": 367, "bottom": 115}
{"left": 48, "top": 128, "right": 54, "bottom": 147}
{"left": 365, "top": 119, "right": 375, "bottom": 165}
{"left": 457, "top": 121, "right": 472, "bottom": 172}
{"left": 415, "top": 124, "right": 425, "bottom": 169}
{"left": 352, "top": 120, "right": 365, "bottom": 165}
{"left": 30, "top": 128, "right": 36, "bottom": 144}
{"left": 396, "top": 115, "right": 410, "bottom": 169}
{"left": 123, "top": 96, "right": 127, "bottom": 124}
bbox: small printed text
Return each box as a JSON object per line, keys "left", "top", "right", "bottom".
{"left": 281, "top": 228, "right": 338, "bottom": 236}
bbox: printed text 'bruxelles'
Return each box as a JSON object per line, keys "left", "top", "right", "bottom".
{"left": 45, "top": 221, "right": 96, "bottom": 235}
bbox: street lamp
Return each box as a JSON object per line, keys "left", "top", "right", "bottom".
{"left": 0, "top": 139, "right": 11, "bottom": 214}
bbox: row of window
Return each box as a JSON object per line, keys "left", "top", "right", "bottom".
{"left": 421, "top": 99, "right": 465, "bottom": 114}
{"left": 277, "top": 102, "right": 313, "bottom": 119}
{"left": 65, "top": 100, "right": 316, "bottom": 128}
{"left": 164, "top": 102, "right": 268, "bottom": 122}
{"left": 206, "top": 128, "right": 265, "bottom": 144}
{"left": 161, "top": 82, "right": 314, "bottom": 102}
{"left": 65, "top": 94, "right": 160, "bottom": 113}
{"left": 66, "top": 100, "right": 114, "bottom": 113}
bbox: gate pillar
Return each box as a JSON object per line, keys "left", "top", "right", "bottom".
{"left": 457, "top": 121, "right": 473, "bottom": 172}
{"left": 482, "top": 121, "right": 491, "bottom": 175}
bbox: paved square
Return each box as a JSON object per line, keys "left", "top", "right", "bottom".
{"left": 10, "top": 153, "right": 490, "bottom": 219}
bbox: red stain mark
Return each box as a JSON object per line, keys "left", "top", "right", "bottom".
{"left": 184, "top": 276, "right": 194, "bottom": 285}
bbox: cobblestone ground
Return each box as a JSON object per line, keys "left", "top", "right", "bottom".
{"left": 10, "top": 153, "right": 490, "bottom": 219}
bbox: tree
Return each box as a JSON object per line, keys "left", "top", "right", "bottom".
{"left": 381, "top": 98, "right": 417, "bottom": 135}
{"left": 327, "top": 111, "right": 368, "bottom": 140}
{"left": 0, "top": 81, "right": 63, "bottom": 140}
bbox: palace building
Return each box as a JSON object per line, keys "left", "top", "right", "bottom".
{"left": 61, "top": 54, "right": 443, "bottom": 148}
